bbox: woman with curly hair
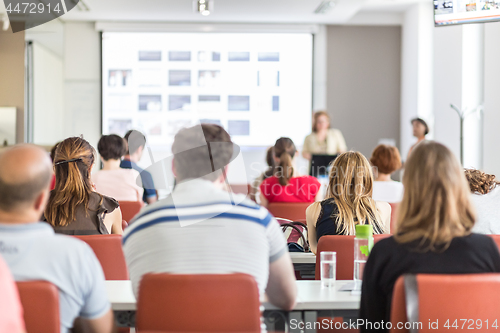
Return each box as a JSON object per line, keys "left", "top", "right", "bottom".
{"left": 464, "top": 168, "right": 500, "bottom": 234}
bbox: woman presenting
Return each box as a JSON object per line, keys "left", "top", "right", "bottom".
{"left": 302, "top": 111, "right": 347, "bottom": 160}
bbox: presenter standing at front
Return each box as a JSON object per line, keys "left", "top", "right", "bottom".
{"left": 302, "top": 111, "right": 347, "bottom": 160}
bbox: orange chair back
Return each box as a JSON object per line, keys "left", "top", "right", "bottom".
{"left": 315, "top": 234, "right": 391, "bottom": 280}
{"left": 389, "top": 202, "right": 399, "bottom": 234}
{"left": 119, "top": 201, "right": 143, "bottom": 223}
{"left": 74, "top": 235, "right": 129, "bottom": 280}
{"left": 17, "top": 281, "right": 60, "bottom": 333}
{"left": 137, "top": 273, "right": 261, "bottom": 333}
{"left": 391, "top": 273, "right": 500, "bottom": 332}
{"left": 268, "top": 202, "right": 311, "bottom": 221}
{"left": 488, "top": 234, "right": 500, "bottom": 251}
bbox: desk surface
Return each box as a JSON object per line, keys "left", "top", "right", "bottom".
{"left": 106, "top": 280, "right": 360, "bottom": 311}
{"left": 290, "top": 252, "right": 316, "bottom": 264}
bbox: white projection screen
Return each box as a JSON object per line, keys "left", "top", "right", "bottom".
{"left": 101, "top": 32, "right": 313, "bottom": 149}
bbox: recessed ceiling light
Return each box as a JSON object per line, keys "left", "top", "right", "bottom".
{"left": 196, "top": 0, "right": 212, "bottom": 16}
{"left": 314, "top": 0, "right": 337, "bottom": 14}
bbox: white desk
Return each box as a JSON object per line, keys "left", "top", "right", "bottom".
{"left": 289, "top": 252, "right": 316, "bottom": 264}
{"left": 106, "top": 280, "right": 359, "bottom": 311}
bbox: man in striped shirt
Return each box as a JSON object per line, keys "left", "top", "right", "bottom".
{"left": 122, "top": 124, "right": 296, "bottom": 311}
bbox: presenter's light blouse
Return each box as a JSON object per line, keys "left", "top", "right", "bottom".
{"left": 302, "top": 128, "right": 347, "bottom": 156}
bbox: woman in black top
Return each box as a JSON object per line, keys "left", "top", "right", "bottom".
{"left": 306, "top": 151, "right": 390, "bottom": 254}
{"left": 359, "top": 141, "right": 500, "bottom": 332}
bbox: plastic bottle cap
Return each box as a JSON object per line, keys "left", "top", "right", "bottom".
{"left": 355, "top": 224, "right": 373, "bottom": 239}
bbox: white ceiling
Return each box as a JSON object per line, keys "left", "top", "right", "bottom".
{"left": 58, "top": 0, "right": 429, "bottom": 24}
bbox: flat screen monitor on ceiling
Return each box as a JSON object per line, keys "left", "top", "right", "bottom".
{"left": 435, "top": 1, "right": 500, "bottom": 26}
{"left": 101, "top": 32, "right": 313, "bottom": 149}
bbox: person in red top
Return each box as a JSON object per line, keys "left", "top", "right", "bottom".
{"left": 0, "top": 255, "right": 26, "bottom": 333}
{"left": 260, "top": 137, "right": 321, "bottom": 207}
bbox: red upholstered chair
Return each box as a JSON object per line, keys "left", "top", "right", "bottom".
{"left": 389, "top": 202, "right": 399, "bottom": 234}
{"left": 73, "top": 235, "right": 129, "bottom": 280}
{"left": 390, "top": 274, "right": 500, "bottom": 332}
{"left": 118, "top": 201, "right": 143, "bottom": 223}
{"left": 122, "top": 220, "right": 128, "bottom": 230}
{"left": 137, "top": 273, "right": 261, "bottom": 333}
{"left": 267, "top": 202, "right": 312, "bottom": 221}
{"left": 17, "top": 281, "right": 60, "bottom": 333}
{"left": 488, "top": 234, "right": 500, "bottom": 251}
{"left": 315, "top": 234, "right": 391, "bottom": 280}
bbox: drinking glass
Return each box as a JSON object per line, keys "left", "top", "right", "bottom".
{"left": 320, "top": 251, "right": 336, "bottom": 288}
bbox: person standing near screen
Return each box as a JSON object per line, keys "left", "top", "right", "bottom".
{"left": 407, "top": 117, "right": 429, "bottom": 158}
{"left": 121, "top": 130, "right": 158, "bottom": 204}
{"left": 302, "top": 111, "right": 347, "bottom": 161}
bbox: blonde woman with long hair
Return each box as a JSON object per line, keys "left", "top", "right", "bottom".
{"left": 359, "top": 142, "right": 500, "bottom": 331}
{"left": 260, "top": 137, "right": 321, "bottom": 207}
{"left": 306, "top": 151, "right": 391, "bottom": 254}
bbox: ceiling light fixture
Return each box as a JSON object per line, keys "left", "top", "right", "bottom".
{"left": 197, "top": 0, "right": 211, "bottom": 16}
{"left": 314, "top": 0, "right": 337, "bottom": 14}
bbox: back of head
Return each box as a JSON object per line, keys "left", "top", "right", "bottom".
{"left": 45, "top": 137, "right": 98, "bottom": 227}
{"left": 124, "top": 130, "right": 146, "bottom": 155}
{"left": 273, "top": 137, "right": 296, "bottom": 186}
{"left": 464, "top": 169, "right": 500, "bottom": 195}
{"left": 395, "top": 141, "right": 475, "bottom": 250}
{"left": 98, "top": 134, "right": 127, "bottom": 161}
{"left": 327, "top": 151, "right": 384, "bottom": 234}
{"left": 0, "top": 145, "right": 52, "bottom": 214}
{"left": 264, "top": 146, "right": 275, "bottom": 178}
{"left": 370, "top": 144, "right": 402, "bottom": 175}
{"left": 172, "top": 124, "right": 233, "bottom": 182}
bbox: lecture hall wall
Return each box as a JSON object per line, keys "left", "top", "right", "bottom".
{"left": 4, "top": 6, "right": 500, "bottom": 185}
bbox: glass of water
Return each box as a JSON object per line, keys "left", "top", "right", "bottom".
{"left": 320, "top": 251, "right": 336, "bottom": 288}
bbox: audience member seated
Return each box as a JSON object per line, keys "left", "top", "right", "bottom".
{"left": 122, "top": 124, "right": 297, "bottom": 311}
{"left": 93, "top": 134, "right": 144, "bottom": 202}
{"left": 0, "top": 255, "right": 25, "bottom": 333}
{"left": 0, "top": 145, "right": 115, "bottom": 333}
{"left": 43, "top": 137, "right": 123, "bottom": 235}
{"left": 260, "top": 137, "right": 321, "bottom": 207}
{"left": 359, "top": 142, "right": 500, "bottom": 331}
{"left": 250, "top": 146, "right": 275, "bottom": 203}
{"left": 306, "top": 152, "right": 390, "bottom": 254}
{"left": 302, "top": 111, "right": 347, "bottom": 161}
{"left": 370, "top": 144, "right": 403, "bottom": 203}
{"left": 407, "top": 117, "right": 429, "bottom": 158}
{"left": 120, "top": 130, "right": 158, "bottom": 204}
{"left": 465, "top": 168, "right": 500, "bottom": 234}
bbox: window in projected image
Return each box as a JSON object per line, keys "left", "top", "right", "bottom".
{"left": 102, "top": 32, "right": 313, "bottom": 147}
{"left": 435, "top": 0, "right": 500, "bottom": 26}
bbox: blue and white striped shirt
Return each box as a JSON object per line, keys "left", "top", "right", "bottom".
{"left": 122, "top": 178, "right": 287, "bottom": 297}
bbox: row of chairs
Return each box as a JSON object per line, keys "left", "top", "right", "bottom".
{"left": 15, "top": 274, "right": 262, "bottom": 333}
{"left": 21, "top": 270, "right": 500, "bottom": 333}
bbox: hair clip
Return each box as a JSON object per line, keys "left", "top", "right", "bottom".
{"left": 55, "top": 158, "right": 82, "bottom": 166}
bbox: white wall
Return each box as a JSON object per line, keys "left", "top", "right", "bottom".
{"left": 400, "top": 3, "right": 434, "bottom": 159}
{"left": 483, "top": 22, "right": 500, "bottom": 176}
{"left": 433, "top": 25, "right": 462, "bottom": 160}
{"left": 32, "top": 42, "right": 65, "bottom": 145}
{"left": 63, "top": 22, "right": 102, "bottom": 153}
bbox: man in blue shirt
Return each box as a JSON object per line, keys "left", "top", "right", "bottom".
{"left": 0, "top": 145, "right": 115, "bottom": 333}
{"left": 121, "top": 130, "right": 158, "bottom": 204}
